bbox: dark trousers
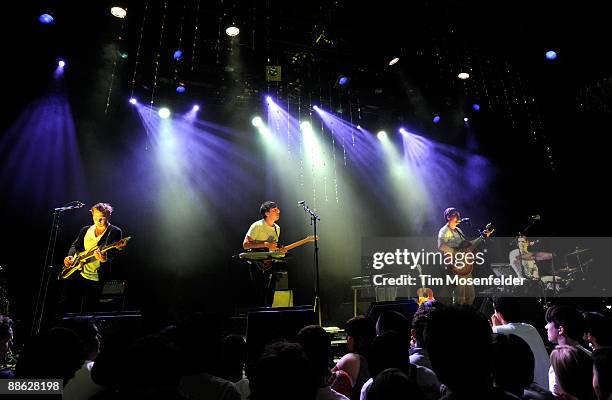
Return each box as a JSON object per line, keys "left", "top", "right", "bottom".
{"left": 248, "top": 263, "right": 278, "bottom": 307}
{"left": 61, "top": 275, "right": 103, "bottom": 313}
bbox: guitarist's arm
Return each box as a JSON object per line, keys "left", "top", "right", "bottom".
{"left": 64, "top": 226, "right": 88, "bottom": 267}
{"left": 99, "top": 225, "right": 123, "bottom": 263}
{"left": 243, "top": 236, "right": 278, "bottom": 251}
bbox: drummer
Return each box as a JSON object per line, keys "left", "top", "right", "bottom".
{"left": 509, "top": 236, "right": 540, "bottom": 279}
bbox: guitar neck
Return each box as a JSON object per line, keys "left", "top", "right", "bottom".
{"left": 282, "top": 237, "right": 315, "bottom": 252}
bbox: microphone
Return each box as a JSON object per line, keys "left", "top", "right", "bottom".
{"left": 529, "top": 215, "right": 541, "bottom": 220}
{"left": 298, "top": 201, "right": 305, "bottom": 206}
{"left": 458, "top": 217, "right": 470, "bottom": 223}
{"left": 529, "top": 239, "right": 540, "bottom": 246}
{"left": 54, "top": 201, "right": 85, "bottom": 212}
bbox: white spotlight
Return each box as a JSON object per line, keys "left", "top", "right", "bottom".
{"left": 111, "top": 7, "right": 127, "bottom": 19}
{"left": 457, "top": 72, "right": 470, "bottom": 80}
{"left": 388, "top": 57, "right": 400, "bottom": 66}
{"left": 252, "top": 116, "right": 263, "bottom": 127}
{"left": 377, "top": 131, "right": 387, "bottom": 140}
{"left": 226, "top": 25, "right": 240, "bottom": 37}
{"left": 300, "top": 121, "right": 312, "bottom": 131}
{"left": 158, "top": 107, "right": 171, "bottom": 119}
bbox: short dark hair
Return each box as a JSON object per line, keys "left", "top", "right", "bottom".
{"left": 425, "top": 305, "right": 492, "bottom": 392}
{"left": 260, "top": 201, "right": 278, "bottom": 218}
{"left": 583, "top": 312, "right": 612, "bottom": 347}
{"left": 492, "top": 297, "right": 521, "bottom": 323}
{"left": 250, "top": 341, "right": 317, "bottom": 400}
{"left": 368, "top": 368, "right": 425, "bottom": 400}
{"left": 444, "top": 207, "right": 459, "bottom": 221}
{"left": 491, "top": 333, "right": 535, "bottom": 396}
{"left": 344, "top": 316, "right": 375, "bottom": 356}
{"left": 545, "top": 305, "right": 585, "bottom": 341}
{"left": 296, "top": 325, "right": 331, "bottom": 379}
{"left": 376, "top": 311, "right": 410, "bottom": 340}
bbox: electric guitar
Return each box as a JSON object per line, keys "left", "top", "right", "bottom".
{"left": 444, "top": 223, "right": 494, "bottom": 277}
{"left": 239, "top": 235, "right": 318, "bottom": 271}
{"left": 59, "top": 237, "right": 131, "bottom": 280}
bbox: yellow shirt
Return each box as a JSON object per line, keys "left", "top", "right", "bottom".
{"left": 81, "top": 225, "right": 106, "bottom": 281}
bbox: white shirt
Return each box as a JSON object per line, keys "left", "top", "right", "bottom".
{"left": 492, "top": 322, "right": 550, "bottom": 388}
{"left": 508, "top": 249, "right": 538, "bottom": 278}
{"left": 318, "top": 386, "right": 349, "bottom": 400}
{"left": 63, "top": 361, "right": 105, "bottom": 400}
{"left": 245, "top": 219, "right": 280, "bottom": 243}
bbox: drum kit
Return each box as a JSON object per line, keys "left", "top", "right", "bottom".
{"left": 487, "top": 246, "right": 593, "bottom": 297}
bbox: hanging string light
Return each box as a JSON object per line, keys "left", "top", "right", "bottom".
{"left": 130, "top": 0, "right": 149, "bottom": 99}
{"left": 150, "top": 0, "right": 168, "bottom": 112}
{"left": 173, "top": 0, "right": 187, "bottom": 86}
{"left": 190, "top": 0, "right": 201, "bottom": 72}
{"left": 105, "top": 8, "right": 127, "bottom": 114}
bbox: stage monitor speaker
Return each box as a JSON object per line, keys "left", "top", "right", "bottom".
{"left": 62, "top": 311, "right": 143, "bottom": 341}
{"left": 246, "top": 305, "right": 315, "bottom": 373}
{"left": 366, "top": 299, "right": 419, "bottom": 327}
{"left": 272, "top": 290, "right": 293, "bottom": 307}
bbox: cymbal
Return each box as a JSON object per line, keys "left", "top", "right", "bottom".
{"left": 566, "top": 248, "right": 590, "bottom": 256}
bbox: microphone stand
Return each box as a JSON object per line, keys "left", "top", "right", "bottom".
{"left": 299, "top": 202, "right": 322, "bottom": 326}
{"left": 31, "top": 202, "right": 83, "bottom": 336}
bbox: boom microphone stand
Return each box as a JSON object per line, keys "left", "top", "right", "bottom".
{"left": 31, "top": 201, "right": 84, "bottom": 336}
{"left": 298, "top": 201, "right": 321, "bottom": 326}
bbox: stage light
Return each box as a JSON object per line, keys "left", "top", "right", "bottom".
{"left": 158, "top": 108, "right": 171, "bottom": 119}
{"left": 458, "top": 72, "right": 470, "bottom": 80}
{"left": 38, "top": 13, "right": 54, "bottom": 24}
{"left": 192, "top": 105, "right": 200, "bottom": 111}
{"left": 252, "top": 116, "right": 263, "bottom": 127}
{"left": 377, "top": 131, "right": 387, "bottom": 140}
{"left": 389, "top": 57, "right": 400, "bottom": 66}
{"left": 463, "top": 117, "right": 469, "bottom": 122}
{"left": 173, "top": 50, "right": 183, "bottom": 60}
{"left": 313, "top": 105, "right": 319, "bottom": 110}
{"left": 433, "top": 115, "right": 441, "bottom": 124}
{"left": 300, "top": 121, "right": 312, "bottom": 131}
{"left": 545, "top": 50, "right": 557, "bottom": 60}
{"left": 176, "top": 85, "right": 186, "bottom": 94}
{"left": 57, "top": 59, "right": 66, "bottom": 68}
{"left": 335, "top": 75, "right": 351, "bottom": 89}
{"left": 472, "top": 103, "right": 480, "bottom": 111}
{"left": 129, "top": 97, "right": 137, "bottom": 105}
{"left": 266, "top": 96, "right": 273, "bottom": 103}
{"left": 226, "top": 25, "right": 240, "bottom": 37}
{"left": 356, "top": 125, "right": 362, "bottom": 130}
{"left": 399, "top": 127, "right": 408, "bottom": 135}
{"left": 119, "top": 51, "right": 128, "bottom": 59}
{"left": 111, "top": 7, "right": 127, "bottom": 19}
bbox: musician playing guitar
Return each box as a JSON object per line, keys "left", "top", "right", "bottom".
{"left": 62, "top": 202, "right": 123, "bottom": 312}
{"left": 243, "top": 201, "right": 283, "bottom": 306}
{"left": 437, "top": 207, "right": 492, "bottom": 306}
